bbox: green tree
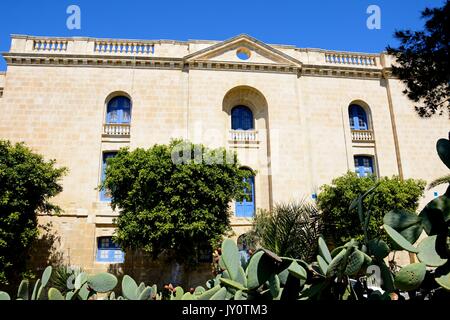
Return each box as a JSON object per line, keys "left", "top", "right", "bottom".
{"left": 387, "top": 0, "right": 449, "bottom": 118}
{"left": 316, "top": 172, "right": 426, "bottom": 247}
{"left": 100, "top": 140, "right": 251, "bottom": 264}
{"left": 0, "top": 141, "right": 67, "bottom": 287}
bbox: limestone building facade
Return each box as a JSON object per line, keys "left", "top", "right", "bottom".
{"left": 0, "top": 34, "right": 448, "bottom": 282}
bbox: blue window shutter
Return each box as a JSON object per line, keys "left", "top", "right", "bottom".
{"left": 231, "top": 106, "right": 254, "bottom": 130}
{"left": 106, "top": 96, "right": 132, "bottom": 124}
{"left": 96, "top": 237, "right": 125, "bottom": 263}
{"left": 100, "top": 152, "right": 117, "bottom": 201}
{"left": 349, "top": 105, "right": 368, "bottom": 130}
{"left": 236, "top": 175, "right": 255, "bottom": 217}
{"left": 354, "top": 156, "right": 374, "bottom": 177}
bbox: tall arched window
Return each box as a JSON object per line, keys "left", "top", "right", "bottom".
{"left": 231, "top": 105, "right": 254, "bottom": 130}
{"left": 106, "top": 96, "right": 131, "bottom": 124}
{"left": 235, "top": 169, "right": 255, "bottom": 218}
{"left": 348, "top": 104, "right": 368, "bottom": 130}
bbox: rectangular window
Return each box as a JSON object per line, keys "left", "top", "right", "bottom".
{"left": 96, "top": 236, "right": 125, "bottom": 263}
{"left": 100, "top": 151, "right": 117, "bottom": 201}
{"left": 354, "top": 156, "right": 374, "bottom": 177}
{"left": 196, "top": 244, "right": 212, "bottom": 263}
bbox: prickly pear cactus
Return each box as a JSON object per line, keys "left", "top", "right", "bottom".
{"left": 87, "top": 272, "right": 117, "bottom": 293}
{"left": 394, "top": 263, "right": 427, "bottom": 291}
{"left": 383, "top": 136, "right": 450, "bottom": 293}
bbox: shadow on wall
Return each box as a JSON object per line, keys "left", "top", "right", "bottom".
{"left": 27, "top": 222, "right": 65, "bottom": 275}
{"left": 106, "top": 250, "right": 212, "bottom": 290}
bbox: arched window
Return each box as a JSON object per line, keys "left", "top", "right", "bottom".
{"left": 231, "top": 105, "right": 254, "bottom": 130}
{"left": 235, "top": 169, "right": 255, "bottom": 217}
{"left": 349, "top": 104, "right": 368, "bottom": 130}
{"left": 354, "top": 156, "right": 374, "bottom": 177}
{"left": 106, "top": 96, "right": 131, "bottom": 124}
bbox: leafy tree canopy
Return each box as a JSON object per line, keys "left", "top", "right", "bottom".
{"left": 387, "top": 0, "right": 449, "bottom": 117}
{"left": 316, "top": 172, "right": 426, "bottom": 247}
{"left": 101, "top": 140, "right": 251, "bottom": 264}
{"left": 0, "top": 141, "right": 67, "bottom": 287}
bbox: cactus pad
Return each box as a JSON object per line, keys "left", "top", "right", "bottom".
{"left": 394, "top": 263, "right": 426, "bottom": 291}
{"left": 48, "top": 288, "right": 64, "bottom": 300}
{"left": 221, "top": 239, "right": 240, "bottom": 282}
{"left": 436, "top": 138, "right": 450, "bottom": 170}
{"left": 121, "top": 275, "right": 138, "bottom": 300}
{"left": 88, "top": 272, "right": 118, "bottom": 293}
{"left": 344, "top": 249, "right": 365, "bottom": 276}
{"left": 417, "top": 235, "right": 448, "bottom": 267}
{"left": 383, "top": 224, "right": 419, "bottom": 253}
{"left": 368, "top": 239, "right": 390, "bottom": 260}
{"left": 318, "top": 237, "right": 332, "bottom": 264}
{"left": 41, "top": 266, "right": 52, "bottom": 287}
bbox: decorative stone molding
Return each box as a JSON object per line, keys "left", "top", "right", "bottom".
{"left": 301, "top": 64, "right": 383, "bottom": 79}
{"left": 185, "top": 60, "right": 300, "bottom": 75}
{"left": 2, "top": 34, "right": 399, "bottom": 79}
{"left": 2, "top": 53, "right": 184, "bottom": 70}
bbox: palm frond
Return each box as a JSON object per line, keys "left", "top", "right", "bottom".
{"left": 428, "top": 174, "right": 450, "bottom": 189}
{"left": 252, "top": 199, "right": 322, "bottom": 262}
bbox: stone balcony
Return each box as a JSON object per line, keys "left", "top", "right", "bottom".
{"left": 229, "top": 130, "right": 258, "bottom": 142}
{"left": 103, "top": 123, "right": 130, "bottom": 136}
{"left": 228, "top": 130, "right": 259, "bottom": 149}
{"left": 351, "top": 130, "right": 374, "bottom": 142}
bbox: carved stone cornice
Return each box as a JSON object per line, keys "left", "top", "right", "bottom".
{"left": 301, "top": 64, "right": 383, "bottom": 79}
{"left": 3, "top": 53, "right": 395, "bottom": 80}
{"left": 2, "top": 52, "right": 185, "bottom": 70}
{"left": 184, "top": 60, "right": 301, "bottom": 75}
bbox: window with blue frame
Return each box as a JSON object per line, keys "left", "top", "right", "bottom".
{"left": 100, "top": 151, "right": 117, "bottom": 201}
{"left": 96, "top": 236, "right": 125, "bottom": 263}
{"left": 354, "top": 156, "right": 375, "bottom": 177}
{"left": 235, "top": 173, "right": 255, "bottom": 218}
{"left": 106, "top": 96, "right": 131, "bottom": 124}
{"left": 231, "top": 105, "right": 254, "bottom": 130}
{"left": 348, "top": 104, "right": 368, "bottom": 130}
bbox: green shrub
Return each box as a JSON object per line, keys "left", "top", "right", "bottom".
{"left": 0, "top": 141, "right": 67, "bottom": 288}
{"left": 317, "top": 172, "right": 425, "bottom": 247}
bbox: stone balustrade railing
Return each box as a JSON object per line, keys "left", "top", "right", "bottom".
{"left": 33, "top": 39, "right": 68, "bottom": 52}
{"left": 325, "top": 52, "right": 377, "bottom": 67}
{"left": 103, "top": 123, "right": 130, "bottom": 136}
{"left": 351, "top": 130, "right": 374, "bottom": 142}
{"left": 94, "top": 41, "right": 154, "bottom": 55}
{"left": 229, "top": 130, "right": 258, "bottom": 142}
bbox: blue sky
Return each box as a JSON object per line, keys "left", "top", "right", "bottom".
{"left": 0, "top": 0, "right": 445, "bottom": 71}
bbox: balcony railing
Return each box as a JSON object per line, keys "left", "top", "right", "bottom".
{"left": 103, "top": 123, "right": 130, "bottom": 136}
{"left": 94, "top": 40, "right": 154, "bottom": 55}
{"left": 325, "top": 52, "right": 377, "bottom": 67}
{"left": 33, "top": 39, "right": 68, "bottom": 52}
{"left": 229, "top": 130, "right": 258, "bottom": 142}
{"left": 351, "top": 130, "right": 374, "bottom": 142}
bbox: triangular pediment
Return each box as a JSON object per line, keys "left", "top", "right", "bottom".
{"left": 184, "top": 34, "right": 302, "bottom": 67}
